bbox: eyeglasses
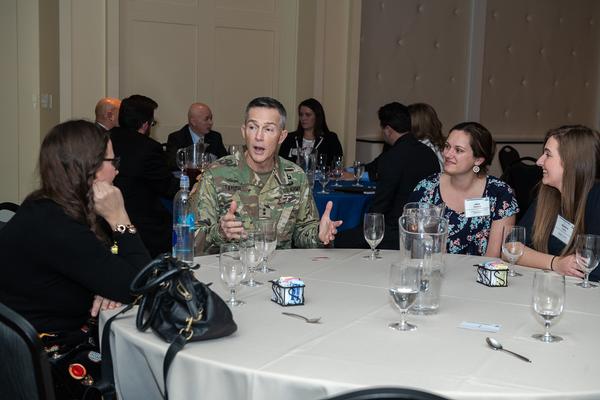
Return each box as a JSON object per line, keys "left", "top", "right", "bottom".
{"left": 150, "top": 119, "right": 158, "bottom": 127}
{"left": 104, "top": 156, "right": 120, "bottom": 169}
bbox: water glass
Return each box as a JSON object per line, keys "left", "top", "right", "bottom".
{"left": 255, "top": 218, "right": 277, "bottom": 273}
{"left": 318, "top": 165, "right": 331, "bottom": 194}
{"left": 228, "top": 144, "right": 242, "bottom": 158}
{"left": 352, "top": 161, "right": 365, "bottom": 187}
{"left": 388, "top": 262, "right": 421, "bottom": 331}
{"left": 332, "top": 155, "right": 343, "bottom": 187}
{"left": 240, "top": 233, "right": 263, "bottom": 287}
{"left": 532, "top": 271, "right": 565, "bottom": 342}
{"left": 575, "top": 234, "right": 600, "bottom": 288}
{"left": 363, "top": 213, "right": 384, "bottom": 260}
{"left": 502, "top": 226, "right": 526, "bottom": 277}
{"left": 219, "top": 243, "right": 247, "bottom": 306}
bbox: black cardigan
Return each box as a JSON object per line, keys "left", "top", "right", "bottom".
{"left": 279, "top": 130, "right": 343, "bottom": 166}
{"left": 0, "top": 198, "right": 150, "bottom": 332}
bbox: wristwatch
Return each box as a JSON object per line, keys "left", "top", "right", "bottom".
{"left": 114, "top": 224, "right": 137, "bottom": 234}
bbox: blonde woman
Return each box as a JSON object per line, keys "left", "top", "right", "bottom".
{"left": 518, "top": 125, "right": 600, "bottom": 279}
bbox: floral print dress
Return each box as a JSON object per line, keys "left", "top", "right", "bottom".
{"left": 409, "top": 173, "right": 519, "bottom": 255}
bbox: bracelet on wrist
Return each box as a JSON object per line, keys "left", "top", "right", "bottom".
{"left": 550, "top": 255, "right": 557, "bottom": 271}
{"left": 114, "top": 224, "right": 137, "bottom": 234}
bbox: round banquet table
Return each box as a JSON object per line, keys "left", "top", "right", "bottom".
{"left": 102, "top": 249, "right": 600, "bottom": 400}
{"left": 313, "top": 181, "right": 375, "bottom": 232}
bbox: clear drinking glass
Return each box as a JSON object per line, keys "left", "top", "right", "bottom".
{"left": 228, "top": 144, "right": 241, "bottom": 158}
{"left": 332, "top": 155, "right": 343, "bottom": 187}
{"left": 219, "top": 243, "right": 247, "bottom": 306}
{"left": 575, "top": 234, "right": 600, "bottom": 288}
{"left": 240, "top": 233, "right": 263, "bottom": 287}
{"left": 502, "top": 226, "right": 526, "bottom": 277}
{"left": 353, "top": 161, "right": 365, "bottom": 187}
{"left": 363, "top": 213, "right": 384, "bottom": 260}
{"left": 532, "top": 271, "right": 565, "bottom": 342}
{"left": 255, "top": 218, "right": 277, "bottom": 273}
{"left": 388, "top": 261, "right": 421, "bottom": 331}
{"left": 318, "top": 165, "right": 331, "bottom": 194}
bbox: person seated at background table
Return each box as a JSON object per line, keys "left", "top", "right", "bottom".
{"left": 409, "top": 122, "right": 518, "bottom": 256}
{"left": 193, "top": 96, "right": 342, "bottom": 254}
{"left": 335, "top": 101, "right": 440, "bottom": 249}
{"left": 279, "top": 97, "right": 343, "bottom": 166}
{"left": 364, "top": 102, "right": 444, "bottom": 181}
{"left": 166, "top": 102, "right": 228, "bottom": 170}
{"left": 111, "top": 94, "right": 179, "bottom": 257}
{"left": 408, "top": 102, "right": 445, "bottom": 170}
{"left": 517, "top": 125, "right": 600, "bottom": 279}
{"left": 94, "top": 97, "right": 121, "bottom": 131}
{"left": 0, "top": 120, "right": 151, "bottom": 398}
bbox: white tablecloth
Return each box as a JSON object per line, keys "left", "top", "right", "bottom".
{"left": 102, "top": 249, "right": 600, "bottom": 400}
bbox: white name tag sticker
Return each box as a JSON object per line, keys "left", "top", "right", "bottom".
{"left": 552, "top": 215, "right": 574, "bottom": 245}
{"left": 464, "top": 197, "right": 490, "bottom": 218}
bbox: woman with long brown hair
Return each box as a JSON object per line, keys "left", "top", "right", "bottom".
{"left": 408, "top": 102, "right": 445, "bottom": 169}
{"left": 518, "top": 125, "right": 600, "bottom": 278}
{"left": 0, "top": 120, "right": 150, "bottom": 398}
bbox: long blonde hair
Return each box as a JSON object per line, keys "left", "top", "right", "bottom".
{"left": 532, "top": 125, "right": 600, "bottom": 254}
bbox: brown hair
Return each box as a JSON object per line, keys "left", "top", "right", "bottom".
{"left": 532, "top": 125, "right": 600, "bottom": 254}
{"left": 28, "top": 120, "right": 109, "bottom": 240}
{"left": 448, "top": 121, "right": 495, "bottom": 176}
{"left": 408, "top": 103, "right": 444, "bottom": 150}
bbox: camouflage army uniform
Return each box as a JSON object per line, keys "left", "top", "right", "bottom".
{"left": 194, "top": 153, "right": 321, "bottom": 253}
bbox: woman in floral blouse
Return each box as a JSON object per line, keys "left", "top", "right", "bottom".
{"left": 409, "top": 122, "right": 519, "bottom": 256}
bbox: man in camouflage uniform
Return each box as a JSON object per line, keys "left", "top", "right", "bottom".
{"left": 194, "top": 96, "right": 342, "bottom": 253}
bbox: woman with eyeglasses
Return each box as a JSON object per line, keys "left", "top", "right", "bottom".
{"left": 0, "top": 120, "right": 150, "bottom": 398}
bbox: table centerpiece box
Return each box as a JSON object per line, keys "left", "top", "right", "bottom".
{"left": 476, "top": 261, "right": 509, "bottom": 287}
{"left": 271, "top": 277, "right": 305, "bottom": 306}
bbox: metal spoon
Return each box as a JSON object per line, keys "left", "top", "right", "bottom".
{"left": 281, "top": 312, "right": 322, "bottom": 324}
{"left": 486, "top": 337, "right": 532, "bottom": 363}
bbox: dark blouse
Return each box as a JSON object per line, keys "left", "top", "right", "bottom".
{"left": 0, "top": 198, "right": 150, "bottom": 332}
{"left": 279, "top": 130, "right": 343, "bottom": 166}
{"left": 519, "top": 182, "right": 600, "bottom": 281}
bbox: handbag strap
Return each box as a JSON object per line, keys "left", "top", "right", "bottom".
{"left": 162, "top": 334, "right": 188, "bottom": 400}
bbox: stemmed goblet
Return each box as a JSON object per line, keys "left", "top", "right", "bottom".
{"left": 388, "top": 261, "right": 421, "bottom": 331}
{"left": 352, "top": 161, "right": 365, "bottom": 187}
{"left": 255, "top": 218, "right": 277, "bottom": 273}
{"left": 240, "top": 233, "right": 263, "bottom": 287}
{"left": 317, "top": 165, "right": 331, "bottom": 194}
{"left": 363, "top": 213, "right": 384, "bottom": 260}
{"left": 332, "top": 155, "right": 343, "bottom": 187}
{"left": 502, "top": 226, "right": 526, "bottom": 277}
{"left": 575, "top": 234, "right": 600, "bottom": 288}
{"left": 219, "top": 243, "right": 247, "bottom": 306}
{"left": 532, "top": 271, "right": 565, "bottom": 342}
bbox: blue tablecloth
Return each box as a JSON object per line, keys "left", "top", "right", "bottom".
{"left": 313, "top": 180, "right": 375, "bottom": 232}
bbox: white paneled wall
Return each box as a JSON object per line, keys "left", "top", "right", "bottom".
{"left": 357, "top": 0, "right": 600, "bottom": 170}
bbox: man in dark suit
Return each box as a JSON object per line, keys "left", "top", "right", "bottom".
{"left": 166, "top": 102, "right": 228, "bottom": 170}
{"left": 111, "top": 94, "right": 179, "bottom": 257}
{"left": 94, "top": 97, "right": 120, "bottom": 131}
{"left": 335, "top": 102, "right": 440, "bottom": 249}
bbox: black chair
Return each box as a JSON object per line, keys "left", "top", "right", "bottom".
{"left": 0, "top": 302, "right": 56, "bottom": 400}
{"left": 322, "top": 387, "right": 451, "bottom": 400}
{"left": 501, "top": 157, "right": 542, "bottom": 220}
{"left": 498, "top": 145, "right": 521, "bottom": 173}
{"left": 0, "top": 202, "right": 19, "bottom": 230}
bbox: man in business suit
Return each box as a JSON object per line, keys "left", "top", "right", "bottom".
{"left": 335, "top": 102, "right": 440, "bottom": 249}
{"left": 166, "top": 102, "right": 228, "bottom": 170}
{"left": 94, "top": 97, "right": 121, "bottom": 131}
{"left": 111, "top": 94, "right": 179, "bottom": 257}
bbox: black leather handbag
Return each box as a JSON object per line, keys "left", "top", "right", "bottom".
{"left": 129, "top": 255, "right": 238, "bottom": 399}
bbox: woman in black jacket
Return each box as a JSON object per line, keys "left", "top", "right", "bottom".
{"left": 279, "top": 98, "right": 343, "bottom": 166}
{"left": 0, "top": 120, "right": 151, "bottom": 398}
